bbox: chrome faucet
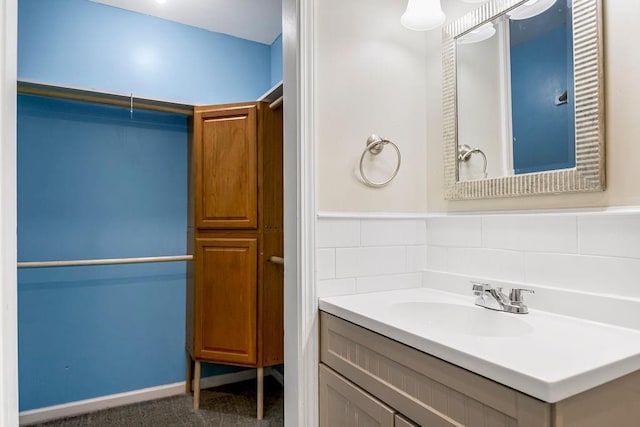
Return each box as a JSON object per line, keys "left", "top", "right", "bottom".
{"left": 472, "top": 282, "right": 534, "bottom": 314}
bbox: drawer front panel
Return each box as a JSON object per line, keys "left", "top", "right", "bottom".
{"left": 320, "top": 364, "right": 395, "bottom": 427}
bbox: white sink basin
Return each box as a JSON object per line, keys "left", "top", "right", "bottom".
{"left": 320, "top": 287, "right": 640, "bottom": 402}
{"left": 388, "top": 302, "right": 534, "bottom": 337}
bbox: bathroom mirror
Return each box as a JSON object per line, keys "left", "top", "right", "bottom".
{"left": 443, "top": 0, "right": 604, "bottom": 199}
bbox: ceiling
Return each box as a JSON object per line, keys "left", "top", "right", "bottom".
{"left": 90, "top": 0, "right": 282, "bottom": 45}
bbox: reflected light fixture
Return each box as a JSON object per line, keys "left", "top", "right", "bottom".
{"left": 401, "top": 0, "right": 446, "bottom": 31}
{"left": 457, "top": 22, "right": 496, "bottom": 44}
{"left": 508, "top": 0, "right": 557, "bottom": 20}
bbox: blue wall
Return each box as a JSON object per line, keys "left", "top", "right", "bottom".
{"left": 18, "top": 95, "right": 188, "bottom": 410}
{"left": 510, "top": 24, "right": 575, "bottom": 174}
{"left": 19, "top": 0, "right": 272, "bottom": 105}
{"left": 18, "top": 0, "right": 275, "bottom": 412}
{"left": 270, "top": 34, "right": 283, "bottom": 87}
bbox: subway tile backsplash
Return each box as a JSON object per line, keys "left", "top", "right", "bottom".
{"left": 316, "top": 218, "right": 426, "bottom": 298}
{"left": 317, "top": 211, "right": 640, "bottom": 329}
{"left": 425, "top": 211, "right": 640, "bottom": 314}
{"left": 578, "top": 214, "right": 640, "bottom": 259}
{"left": 481, "top": 215, "right": 577, "bottom": 253}
{"left": 317, "top": 219, "right": 361, "bottom": 248}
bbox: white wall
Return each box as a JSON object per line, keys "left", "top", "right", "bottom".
{"left": 316, "top": 0, "right": 428, "bottom": 213}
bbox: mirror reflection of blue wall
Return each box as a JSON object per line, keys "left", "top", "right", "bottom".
{"left": 510, "top": 2, "right": 575, "bottom": 174}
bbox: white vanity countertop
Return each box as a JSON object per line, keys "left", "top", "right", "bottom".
{"left": 319, "top": 287, "right": 640, "bottom": 403}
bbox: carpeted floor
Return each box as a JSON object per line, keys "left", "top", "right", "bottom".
{"left": 29, "top": 377, "right": 284, "bottom": 427}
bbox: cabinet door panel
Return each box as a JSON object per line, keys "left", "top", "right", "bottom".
{"left": 194, "top": 237, "right": 257, "bottom": 365}
{"left": 319, "top": 364, "right": 395, "bottom": 427}
{"left": 195, "top": 105, "right": 257, "bottom": 229}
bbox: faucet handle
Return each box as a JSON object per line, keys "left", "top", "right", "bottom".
{"left": 471, "top": 282, "right": 491, "bottom": 295}
{"left": 509, "top": 288, "right": 534, "bottom": 303}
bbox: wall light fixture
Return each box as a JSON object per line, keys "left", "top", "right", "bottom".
{"left": 401, "top": 0, "right": 446, "bottom": 31}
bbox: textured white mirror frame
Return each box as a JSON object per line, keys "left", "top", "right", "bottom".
{"left": 443, "top": 0, "right": 605, "bottom": 200}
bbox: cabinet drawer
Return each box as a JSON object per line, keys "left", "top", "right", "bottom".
{"left": 320, "top": 364, "right": 395, "bottom": 427}
{"left": 320, "top": 312, "right": 551, "bottom": 427}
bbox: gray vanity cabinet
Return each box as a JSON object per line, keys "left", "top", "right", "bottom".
{"left": 319, "top": 311, "right": 640, "bottom": 427}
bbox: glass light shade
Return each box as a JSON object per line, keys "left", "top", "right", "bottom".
{"left": 401, "top": 0, "right": 446, "bottom": 31}
{"left": 459, "top": 0, "right": 489, "bottom": 3}
{"left": 457, "top": 22, "right": 496, "bottom": 44}
{"left": 508, "top": 0, "right": 557, "bottom": 20}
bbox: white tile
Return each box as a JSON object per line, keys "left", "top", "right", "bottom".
{"left": 356, "top": 273, "right": 422, "bottom": 294}
{"left": 335, "top": 246, "right": 406, "bottom": 278}
{"left": 426, "top": 217, "right": 482, "bottom": 247}
{"left": 447, "top": 248, "right": 525, "bottom": 282}
{"left": 525, "top": 252, "right": 640, "bottom": 298}
{"left": 360, "top": 219, "right": 426, "bottom": 246}
{"left": 426, "top": 246, "right": 448, "bottom": 271}
{"left": 406, "top": 245, "right": 427, "bottom": 272}
{"left": 579, "top": 214, "right": 640, "bottom": 258}
{"left": 317, "top": 278, "right": 357, "bottom": 298}
{"left": 317, "top": 219, "right": 360, "bottom": 248}
{"left": 482, "top": 215, "right": 577, "bottom": 253}
{"left": 317, "top": 249, "right": 335, "bottom": 280}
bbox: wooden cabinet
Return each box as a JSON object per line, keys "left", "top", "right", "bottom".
{"left": 187, "top": 102, "right": 283, "bottom": 418}
{"left": 320, "top": 311, "right": 640, "bottom": 427}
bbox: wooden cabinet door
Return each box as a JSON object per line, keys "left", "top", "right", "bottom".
{"left": 194, "top": 237, "right": 257, "bottom": 365}
{"left": 194, "top": 105, "right": 258, "bottom": 229}
{"left": 319, "top": 364, "right": 395, "bottom": 427}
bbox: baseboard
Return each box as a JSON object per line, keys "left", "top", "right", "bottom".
{"left": 19, "top": 369, "right": 258, "bottom": 426}
{"left": 269, "top": 367, "right": 284, "bottom": 386}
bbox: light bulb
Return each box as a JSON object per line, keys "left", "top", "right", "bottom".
{"left": 401, "top": 0, "right": 446, "bottom": 31}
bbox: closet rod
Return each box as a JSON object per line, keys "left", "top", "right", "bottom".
{"left": 17, "top": 80, "right": 195, "bottom": 116}
{"left": 269, "top": 96, "right": 283, "bottom": 110}
{"left": 18, "top": 255, "right": 193, "bottom": 269}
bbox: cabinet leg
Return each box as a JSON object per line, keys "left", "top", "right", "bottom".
{"left": 193, "top": 361, "right": 201, "bottom": 410}
{"left": 186, "top": 353, "right": 194, "bottom": 393}
{"left": 257, "top": 367, "right": 264, "bottom": 420}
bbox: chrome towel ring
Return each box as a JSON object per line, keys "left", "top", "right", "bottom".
{"left": 458, "top": 144, "right": 488, "bottom": 178}
{"left": 359, "top": 134, "right": 401, "bottom": 188}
